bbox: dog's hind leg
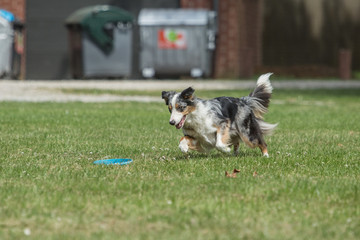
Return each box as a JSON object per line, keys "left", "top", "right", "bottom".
{"left": 179, "top": 136, "right": 203, "bottom": 153}
{"left": 259, "top": 144, "right": 269, "bottom": 157}
{"left": 233, "top": 142, "right": 240, "bottom": 156}
{"left": 253, "top": 127, "right": 269, "bottom": 157}
{"left": 240, "top": 134, "right": 269, "bottom": 157}
{"left": 237, "top": 112, "right": 270, "bottom": 157}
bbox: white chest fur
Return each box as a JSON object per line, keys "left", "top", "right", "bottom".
{"left": 182, "top": 103, "right": 217, "bottom": 148}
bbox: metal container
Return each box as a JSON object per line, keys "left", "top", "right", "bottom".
{"left": 0, "top": 9, "right": 24, "bottom": 79}
{"left": 138, "top": 9, "right": 216, "bottom": 78}
{"left": 0, "top": 13, "right": 13, "bottom": 78}
{"left": 81, "top": 22, "right": 133, "bottom": 78}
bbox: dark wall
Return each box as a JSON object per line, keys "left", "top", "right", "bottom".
{"left": 26, "top": 0, "right": 179, "bottom": 79}
{"left": 262, "top": 0, "right": 360, "bottom": 73}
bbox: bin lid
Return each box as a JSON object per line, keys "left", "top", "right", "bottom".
{"left": 66, "top": 5, "right": 133, "bottom": 53}
{"left": 138, "top": 9, "right": 210, "bottom": 26}
{"left": 65, "top": 5, "right": 133, "bottom": 25}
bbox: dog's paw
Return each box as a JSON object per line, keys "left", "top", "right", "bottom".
{"left": 216, "top": 145, "right": 231, "bottom": 153}
{"left": 263, "top": 152, "right": 269, "bottom": 158}
{"left": 223, "top": 147, "right": 232, "bottom": 153}
{"left": 215, "top": 139, "right": 232, "bottom": 153}
{"left": 179, "top": 139, "right": 189, "bottom": 153}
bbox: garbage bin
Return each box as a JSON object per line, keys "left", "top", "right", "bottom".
{"left": 65, "top": 5, "right": 134, "bottom": 78}
{"left": 138, "top": 9, "right": 216, "bottom": 78}
{"left": 0, "top": 9, "right": 24, "bottom": 79}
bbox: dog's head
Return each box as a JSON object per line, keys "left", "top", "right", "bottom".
{"left": 161, "top": 87, "right": 196, "bottom": 129}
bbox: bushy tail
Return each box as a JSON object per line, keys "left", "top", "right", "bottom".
{"left": 248, "top": 73, "right": 273, "bottom": 119}
{"left": 258, "top": 120, "right": 278, "bottom": 136}
{"left": 248, "top": 73, "right": 277, "bottom": 135}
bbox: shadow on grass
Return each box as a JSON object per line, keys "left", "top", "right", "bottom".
{"left": 172, "top": 149, "right": 263, "bottom": 161}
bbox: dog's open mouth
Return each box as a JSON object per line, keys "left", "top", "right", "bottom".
{"left": 176, "top": 115, "right": 187, "bottom": 129}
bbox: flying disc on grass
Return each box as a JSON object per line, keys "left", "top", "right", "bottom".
{"left": 93, "top": 158, "right": 133, "bottom": 165}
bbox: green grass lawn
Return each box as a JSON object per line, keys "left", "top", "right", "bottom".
{"left": 0, "top": 89, "right": 359, "bottom": 239}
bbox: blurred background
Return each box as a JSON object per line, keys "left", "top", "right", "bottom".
{"left": 0, "top": 0, "right": 359, "bottom": 80}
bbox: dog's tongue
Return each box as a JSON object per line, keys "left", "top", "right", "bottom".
{"left": 176, "top": 115, "right": 186, "bottom": 129}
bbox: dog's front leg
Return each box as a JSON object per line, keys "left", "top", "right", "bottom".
{"left": 179, "top": 136, "right": 202, "bottom": 153}
{"left": 215, "top": 122, "right": 231, "bottom": 153}
{"left": 179, "top": 137, "right": 190, "bottom": 153}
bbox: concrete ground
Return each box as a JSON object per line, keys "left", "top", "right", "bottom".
{"left": 0, "top": 79, "right": 359, "bottom": 102}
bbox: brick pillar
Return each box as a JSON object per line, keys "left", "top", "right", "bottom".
{"left": 338, "top": 49, "right": 352, "bottom": 80}
{"left": 214, "top": 0, "right": 242, "bottom": 78}
{"left": 239, "top": 0, "right": 263, "bottom": 77}
{"left": 0, "top": 0, "right": 26, "bottom": 79}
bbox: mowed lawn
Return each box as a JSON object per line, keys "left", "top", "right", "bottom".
{"left": 0, "top": 88, "right": 359, "bottom": 240}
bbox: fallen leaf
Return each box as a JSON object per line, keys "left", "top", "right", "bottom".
{"left": 225, "top": 169, "right": 241, "bottom": 178}
{"left": 253, "top": 171, "right": 258, "bottom": 177}
{"left": 337, "top": 143, "right": 344, "bottom": 147}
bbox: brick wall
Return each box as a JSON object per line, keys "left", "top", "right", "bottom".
{"left": 180, "top": 0, "right": 212, "bottom": 9}
{"left": 0, "top": 0, "right": 26, "bottom": 21}
{"left": 181, "top": 0, "right": 263, "bottom": 78}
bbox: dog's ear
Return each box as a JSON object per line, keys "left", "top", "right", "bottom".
{"left": 161, "top": 91, "right": 175, "bottom": 105}
{"left": 180, "top": 87, "right": 195, "bottom": 100}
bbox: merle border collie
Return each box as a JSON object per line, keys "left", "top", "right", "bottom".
{"left": 161, "top": 73, "right": 278, "bottom": 157}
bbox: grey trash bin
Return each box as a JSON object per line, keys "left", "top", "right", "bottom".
{"left": 138, "top": 9, "right": 216, "bottom": 78}
{"left": 0, "top": 9, "right": 23, "bottom": 79}
{"left": 0, "top": 11, "right": 14, "bottom": 78}
{"left": 65, "top": 5, "right": 134, "bottom": 78}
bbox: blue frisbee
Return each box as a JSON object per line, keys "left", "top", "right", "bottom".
{"left": 93, "top": 158, "right": 133, "bottom": 165}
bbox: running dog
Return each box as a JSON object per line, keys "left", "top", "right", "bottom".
{"left": 161, "top": 73, "right": 277, "bottom": 157}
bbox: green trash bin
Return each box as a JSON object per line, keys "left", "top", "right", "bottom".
{"left": 65, "top": 5, "right": 134, "bottom": 78}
